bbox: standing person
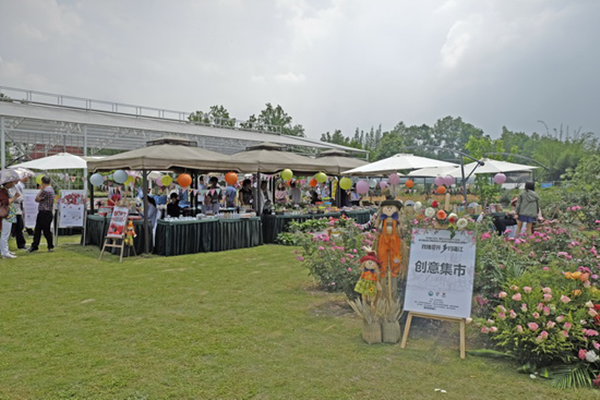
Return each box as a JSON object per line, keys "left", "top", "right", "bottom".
{"left": 515, "top": 181, "right": 540, "bottom": 236}
{"left": 259, "top": 181, "right": 272, "bottom": 214}
{"left": 238, "top": 179, "right": 253, "bottom": 207}
{"left": 27, "top": 176, "right": 54, "bottom": 253}
{"left": 166, "top": 192, "right": 181, "bottom": 218}
{"left": 274, "top": 182, "right": 288, "bottom": 204}
{"left": 290, "top": 181, "right": 302, "bottom": 204}
{"left": 204, "top": 176, "right": 222, "bottom": 214}
{"left": 225, "top": 183, "right": 237, "bottom": 208}
{"left": 12, "top": 176, "right": 27, "bottom": 249}
{"left": 197, "top": 175, "right": 207, "bottom": 213}
{"left": 0, "top": 179, "right": 20, "bottom": 258}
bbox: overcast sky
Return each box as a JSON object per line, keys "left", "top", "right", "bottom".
{"left": 1, "top": 0, "right": 598, "bottom": 141}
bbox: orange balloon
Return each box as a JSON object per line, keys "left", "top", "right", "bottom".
{"left": 177, "top": 173, "right": 192, "bottom": 188}
{"left": 436, "top": 186, "right": 446, "bottom": 195}
{"left": 405, "top": 179, "right": 414, "bottom": 188}
{"left": 309, "top": 178, "right": 318, "bottom": 187}
{"left": 225, "top": 172, "right": 238, "bottom": 185}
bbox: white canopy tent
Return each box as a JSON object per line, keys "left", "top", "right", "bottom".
{"left": 343, "top": 153, "right": 457, "bottom": 175}
{"left": 445, "top": 158, "right": 538, "bottom": 177}
{"left": 12, "top": 153, "right": 92, "bottom": 170}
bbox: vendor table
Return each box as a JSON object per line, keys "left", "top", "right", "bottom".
{"left": 154, "top": 217, "right": 263, "bottom": 256}
{"left": 262, "top": 209, "right": 375, "bottom": 244}
{"left": 83, "top": 215, "right": 153, "bottom": 256}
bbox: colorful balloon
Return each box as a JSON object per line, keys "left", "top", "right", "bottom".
{"left": 369, "top": 179, "right": 377, "bottom": 188}
{"left": 436, "top": 185, "right": 446, "bottom": 195}
{"left": 356, "top": 180, "right": 369, "bottom": 194}
{"left": 443, "top": 175, "right": 454, "bottom": 186}
{"left": 90, "top": 173, "right": 104, "bottom": 186}
{"left": 309, "top": 178, "right": 318, "bottom": 187}
{"left": 405, "top": 179, "right": 414, "bottom": 188}
{"left": 177, "top": 173, "right": 192, "bottom": 188}
{"left": 156, "top": 177, "right": 163, "bottom": 187}
{"left": 339, "top": 177, "right": 352, "bottom": 190}
{"left": 315, "top": 172, "right": 327, "bottom": 183}
{"left": 162, "top": 175, "right": 173, "bottom": 186}
{"left": 113, "top": 170, "right": 128, "bottom": 184}
{"left": 389, "top": 173, "right": 400, "bottom": 186}
{"left": 281, "top": 169, "right": 293, "bottom": 181}
{"left": 434, "top": 176, "right": 444, "bottom": 187}
{"left": 379, "top": 181, "right": 388, "bottom": 190}
{"left": 225, "top": 172, "right": 238, "bottom": 185}
{"left": 494, "top": 173, "right": 507, "bottom": 184}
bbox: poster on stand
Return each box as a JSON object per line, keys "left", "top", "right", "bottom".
{"left": 23, "top": 189, "right": 39, "bottom": 228}
{"left": 106, "top": 207, "right": 129, "bottom": 238}
{"left": 404, "top": 229, "right": 476, "bottom": 319}
{"left": 58, "top": 190, "right": 86, "bottom": 228}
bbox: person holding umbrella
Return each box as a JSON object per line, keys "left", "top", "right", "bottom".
{"left": 0, "top": 169, "right": 22, "bottom": 258}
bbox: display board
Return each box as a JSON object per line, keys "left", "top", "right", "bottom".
{"left": 404, "top": 229, "right": 476, "bottom": 319}
{"left": 106, "top": 207, "right": 129, "bottom": 238}
{"left": 23, "top": 189, "right": 39, "bottom": 228}
{"left": 58, "top": 190, "right": 86, "bottom": 228}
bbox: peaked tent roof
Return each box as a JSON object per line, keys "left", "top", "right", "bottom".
{"left": 12, "top": 152, "right": 88, "bottom": 170}
{"left": 233, "top": 148, "right": 322, "bottom": 174}
{"left": 87, "top": 144, "right": 247, "bottom": 172}
{"left": 343, "top": 153, "right": 457, "bottom": 176}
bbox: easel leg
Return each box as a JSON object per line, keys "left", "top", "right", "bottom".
{"left": 99, "top": 239, "right": 108, "bottom": 260}
{"left": 119, "top": 240, "right": 125, "bottom": 263}
{"left": 400, "top": 312, "right": 413, "bottom": 348}
{"left": 459, "top": 319, "right": 466, "bottom": 359}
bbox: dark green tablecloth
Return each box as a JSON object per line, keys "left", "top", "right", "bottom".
{"left": 83, "top": 215, "right": 153, "bottom": 256}
{"left": 154, "top": 217, "right": 263, "bottom": 256}
{"left": 262, "top": 209, "right": 377, "bottom": 244}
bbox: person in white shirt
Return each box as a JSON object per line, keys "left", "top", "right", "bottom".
{"left": 12, "top": 177, "right": 27, "bottom": 249}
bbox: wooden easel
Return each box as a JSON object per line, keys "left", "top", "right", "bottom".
{"left": 400, "top": 311, "right": 467, "bottom": 359}
{"left": 99, "top": 235, "right": 127, "bottom": 262}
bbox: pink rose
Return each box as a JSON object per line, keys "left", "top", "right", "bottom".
{"left": 498, "top": 291, "right": 507, "bottom": 298}
{"left": 510, "top": 285, "right": 519, "bottom": 291}
{"left": 516, "top": 325, "right": 524, "bottom": 332}
{"left": 561, "top": 330, "right": 569, "bottom": 338}
{"left": 546, "top": 321, "right": 556, "bottom": 329}
{"left": 348, "top": 267, "right": 352, "bottom": 272}
{"left": 556, "top": 315, "right": 565, "bottom": 323}
{"left": 537, "top": 303, "right": 544, "bottom": 311}
{"left": 521, "top": 303, "right": 528, "bottom": 312}
{"left": 532, "top": 312, "right": 540, "bottom": 319}
{"left": 579, "top": 349, "right": 588, "bottom": 360}
{"left": 512, "top": 293, "right": 522, "bottom": 301}
{"left": 594, "top": 342, "right": 600, "bottom": 350}
{"left": 498, "top": 313, "right": 506, "bottom": 320}
{"left": 560, "top": 295, "right": 571, "bottom": 303}
{"left": 490, "top": 326, "right": 498, "bottom": 333}
{"left": 296, "top": 256, "right": 304, "bottom": 261}
{"left": 523, "top": 286, "right": 532, "bottom": 293}
{"left": 540, "top": 331, "right": 548, "bottom": 339}
{"left": 543, "top": 293, "right": 552, "bottom": 302}
{"left": 542, "top": 287, "right": 552, "bottom": 294}
{"left": 318, "top": 246, "right": 324, "bottom": 251}
{"left": 543, "top": 306, "right": 550, "bottom": 316}
{"left": 564, "top": 322, "right": 572, "bottom": 331}
{"left": 481, "top": 326, "right": 489, "bottom": 334}
{"left": 509, "top": 310, "right": 517, "bottom": 319}
{"left": 527, "top": 322, "right": 539, "bottom": 331}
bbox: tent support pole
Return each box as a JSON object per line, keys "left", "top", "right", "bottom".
{"left": 460, "top": 156, "right": 468, "bottom": 204}
{"left": 143, "top": 169, "right": 149, "bottom": 254}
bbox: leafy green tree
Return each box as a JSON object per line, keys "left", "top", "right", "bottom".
{"left": 188, "top": 105, "right": 235, "bottom": 127}
{"left": 244, "top": 103, "right": 305, "bottom": 137}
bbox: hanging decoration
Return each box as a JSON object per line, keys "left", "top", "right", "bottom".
{"left": 315, "top": 172, "right": 327, "bottom": 183}
{"left": 177, "top": 173, "right": 192, "bottom": 188}
{"left": 90, "top": 173, "right": 104, "bottom": 186}
{"left": 369, "top": 179, "right": 378, "bottom": 188}
{"left": 443, "top": 175, "right": 454, "bottom": 186}
{"left": 339, "top": 177, "right": 352, "bottom": 190}
{"left": 161, "top": 175, "right": 173, "bottom": 186}
{"left": 436, "top": 186, "right": 447, "bottom": 195}
{"left": 379, "top": 181, "right": 389, "bottom": 190}
{"left": 113, "top": 170, "right": 128, "bottom": 184}
{"left": 388, "top": 173, "right": 400, "bottom": 186}
{"left": 281, "top": 169, "right": 293, "bottom": 181}
{"left": 405, "top": 179, "right": 414, "bottom": 188}
{"left": 434, "top": 176, "right": 444, "bottom": 186}
{"left": 309, "top": 178, "right": 318, "bottom": 187}
{"left": 494, "top": 173, "right": 507, "bottom": 184}
{"left": 225, "top": 172, "right": 238, "bottom": 185}
{"left": 356, "top": 180, "right": 369, "bottom": 194}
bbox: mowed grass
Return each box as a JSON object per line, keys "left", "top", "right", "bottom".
{"left": 0, "top": 238, "right": 596, "bottom": 400}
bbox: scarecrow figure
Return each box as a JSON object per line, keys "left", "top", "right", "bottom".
{"left": 354, "top": 251, "right": 382, "bottom": 305}
{"left": 374, "top": 199, "right": 403, "bottom": 300}
{"left": 124, "top": 220, "right": 137, "bottom": 247}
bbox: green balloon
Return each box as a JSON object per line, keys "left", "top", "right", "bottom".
{"left": 339, "top": 177, "right": 352, "bottom": 190}
{"left": 315, "top": 172, "right": 327, "bottom": 183}
{"left": 281, "top": 169, "right": 293, "bottom": 181}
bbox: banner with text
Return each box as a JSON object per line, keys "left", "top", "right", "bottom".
{"left": 58, "top": 190, "right": 86, "bottom": 228}
{"left": 23, "top": 189, "right": 39, "bottom": 228}
{"left": 404, "top": 229, "right": 476, "bottom": 319}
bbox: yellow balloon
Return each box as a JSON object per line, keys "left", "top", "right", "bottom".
{"left": 162, "top": 175, "right": 173, "bottom": 186}
{"left": 125, "top": 176, "right": 134, "bottom": 185}
{"left": 339, "top": 177, "right": 352, "bottom": 190}
{"left": 281, "top": 169, "right": 293, "bottom": 181}
{"left": 36, "top": 175, "right": 43, "bottom": 185}
{"left": 315, "top": 172, "right": 327, "bottom": 183}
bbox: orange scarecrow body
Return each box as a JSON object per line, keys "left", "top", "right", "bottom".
{"left": 376, "top": 200, "right": 403, "bottom": 279}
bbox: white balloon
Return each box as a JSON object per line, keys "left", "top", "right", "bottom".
{"left": 90, "top": 173, "right": 104, "bottom": 186}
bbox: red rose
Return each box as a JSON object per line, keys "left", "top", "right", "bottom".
{"left": 431, "top": 201, "right": 439, "bottom": 208}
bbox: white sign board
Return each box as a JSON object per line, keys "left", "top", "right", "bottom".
{"left": 106, "top": 207, "right": 128, "bottom": 238}
{"left": 23, "top": 189, "right": 39, "bottom": 228}
{"left": 404, "top": 229, "right": 476, "bottom": 319}
{"left": 58, "top": 190, "right": 86, "bottom": 228}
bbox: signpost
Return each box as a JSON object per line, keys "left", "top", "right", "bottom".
{"left": 400, "top": 229, "right": 476, "bottom": 358}
{"left": 99, "top": 206, "right": 129, "bottom": 262}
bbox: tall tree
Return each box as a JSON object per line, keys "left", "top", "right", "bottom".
{"left": 245, "top": 103, "right": 305, "bottom": 137}
{"left": 188, "top": 105, "right": 235, "bottom": 127}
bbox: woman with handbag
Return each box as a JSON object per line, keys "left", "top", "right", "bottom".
{"left": 0, "top": 179, "right": 20, "bottom": 259}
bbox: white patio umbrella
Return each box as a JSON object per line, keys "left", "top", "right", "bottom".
{"left": 408, "top": 166, "right": 461, "bottom": 177}
{"left": 446, "top": 158, "right": 538, "bottom": 178}
{"left": 8, "top": 167, "right": 35, "bottom": 179}
{"left": 343, "top": 153, "right": 457, "bottom": 175}
{"left": 12, "top": 152, "right": 88, "bottom": 170}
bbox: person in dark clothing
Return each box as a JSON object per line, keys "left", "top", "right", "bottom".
{"left": 166, "top": 192, "right": 181, "bottom": 218}
{"left": 239, "top": 179, "right": 253, "bottom": 207}
{"left": 27, "top": 176, "right": 54, "bottom": 253}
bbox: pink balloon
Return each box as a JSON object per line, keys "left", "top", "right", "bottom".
{"left": 356, "top": 180, "right": 369, "bottom": 194}
{"left": 434, "top": 176, "right": 445, "bottom": 186}
{"left": 494, "top": 173, "right": 507, "bottom": 184}
{"left": 379, "top": 181, "right": 389, "bottom": 189}
{"left": 156, "top": 177, "right": 163, "bottom": 187}
{"left": 388, "top": 173, "right": 400, "bottom": 186}
{"left": 444, "top": 175, "right": 454, "bottom": 186}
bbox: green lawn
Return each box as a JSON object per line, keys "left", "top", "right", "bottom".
{"left": 0, "top": 238, "right": 596, "bottom": 399}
